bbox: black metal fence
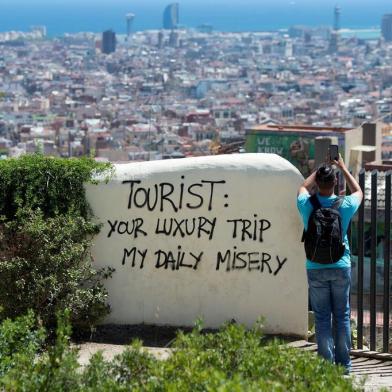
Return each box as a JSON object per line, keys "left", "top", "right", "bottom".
{"left": 351, "top": 169, "right": 391, "bottom": 353}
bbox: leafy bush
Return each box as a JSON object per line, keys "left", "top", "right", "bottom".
{"left": 0, "top": 210, "right": 114, "bottom": 329}
{"left": 0, "top": 154, "right": 113, "bottom": 331}
{"left": 0, "top": 310, "right": 81, "bottom": 391}
{"left": 0, "top": 314, "right": 363, "bottom": 391}
{"left": 0, "top": 311, "right": 45, "bottom": 378}
{"left": 0, "top": 154, "right": 111, "bottom": 220}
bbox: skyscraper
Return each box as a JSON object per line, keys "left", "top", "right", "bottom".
{"left": 126, "top": 13, "right": 135, "bottom": 38}
{"left": 333, "top": 5, "right": 341, "bottom": 31}
{"left": 163, "top": 3, "right": 179, "bottom": 30}
{"left": 381, "top": 14, "right": 392, "bottom": 42}
{"left": 328, "top": 32, "right": 338, "bottom": 54}
{"left": 329, "top": 5, "right": 340, "bottom": 54}
{"left": 169, "top": 30, "right": 179, "bottom": 47}
{"left": 158, "top": 31, "right": 164, "bottom": 48}
{"left": 102, "top": 30, "right": 116, "bottom": 54}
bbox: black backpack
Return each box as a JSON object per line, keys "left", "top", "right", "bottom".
{"left": 301, "top": 194, "right": 345, "bottom": 264}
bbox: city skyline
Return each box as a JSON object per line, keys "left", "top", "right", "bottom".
{"left": 1, "top": 13, "right": 391, "bottom": 161}
{"left": 0, "top": 1, "right": 391, "bottom": 36}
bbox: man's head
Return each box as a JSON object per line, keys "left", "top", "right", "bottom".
{"left": 316, "top": 164, "right": 336, "bottom": 191}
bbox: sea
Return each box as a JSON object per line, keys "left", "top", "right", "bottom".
{"left": 0, "top": 0, "right": 389, "bottom": 38}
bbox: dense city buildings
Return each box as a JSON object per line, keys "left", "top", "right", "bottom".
{"left": 163, "top": 3, "right": 180, "bottom": 30}
{"left": 245, "top": 124, "right": 381, "bottom": 177}
{"left": 0, "top": 13, "right": 391, "bottom": 171}
{"left": 382, "top": 14, "right": 392, "bottom": 42}
{"left": 102, "top": 29, "right": 116, "bottom": 54}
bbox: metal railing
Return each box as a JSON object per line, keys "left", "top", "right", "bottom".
{"left": 352, "top": 169, "right": 391, "bottom": 353}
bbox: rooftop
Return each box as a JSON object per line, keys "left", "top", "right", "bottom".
{"left": 248, "top": 124, "right": 354, "bottom": 134}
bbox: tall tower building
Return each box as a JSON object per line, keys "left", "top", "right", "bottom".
{"left": 158, "top": 31, "right": 164, "bottom": 48}
{"left": 169, "top": 30, "right": 179, "bottom": 47}
{"left": 102, "top": 30, "right": 116, "bottom": 54}
{"left": 381, "top": 14, "right": 392, "bottom": 42}
{"left": 126, "top": 13, "right": 135, "bottom": 38}
{"left": 328, "top": 32, "right": 338, "bottom": 54}
{"left": 163, "top": 3, "right": 179, "bottom": 30}
{"left": 329, "top": 5, "right": 340, "bottom": 54}
{"left": 333, "top": 5, "right": 341, "bottom": 31}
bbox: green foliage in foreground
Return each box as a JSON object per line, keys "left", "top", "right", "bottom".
{"left": 0, "top": 210, "right": 114, "bottom": 329}
{"left": 0, "top": 154, "right": 113, "bottom": 331}
{"left": 0, "top": 313, "right": 363, "bottom": 392}
{"left": 0, "top": 311, "right": 45, "bottom": 378}
{"left": 0, "top": 154, "right": 112, "bottom": 220}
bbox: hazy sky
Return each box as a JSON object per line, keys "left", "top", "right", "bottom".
{"left": 0, "top": 0, "right": 390, "bottom": 33}
{"left": 1, "top": 0, "right": 391, "bottom": 5}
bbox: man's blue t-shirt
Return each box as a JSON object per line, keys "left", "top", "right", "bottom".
{"left": 297, "top": 192, "right": 361, "bottom": 270}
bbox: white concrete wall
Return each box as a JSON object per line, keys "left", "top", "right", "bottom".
{"left": 86, "top": 153, "right": 308, "bottom": 337}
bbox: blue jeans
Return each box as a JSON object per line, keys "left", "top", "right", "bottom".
{"left": 307, "top": 268, "right": 351, "bottom": 372}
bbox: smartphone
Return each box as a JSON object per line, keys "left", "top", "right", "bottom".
{"left": 329, "top": 145, "right": 339, "bottom": 161}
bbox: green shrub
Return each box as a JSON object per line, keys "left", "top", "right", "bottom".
{"left": 0, "top": 310, "right": 81, "bottom": 392}
{"left": 0, "top": 310, "right": 45, "bottom": 378}
{"left": 0, "top": 209, "right": 114, "bottom": 329}
{"left": 0, "top": 154, "right": 113, "bottom": 331}
{"left": 162, "top": 321, "right": 361, "bottom": 392}
{"left": 0, "top": 154, "right": 111, "bottom": 220}
{"left": 0, "top": 314, "right": 363, "bottom": 392}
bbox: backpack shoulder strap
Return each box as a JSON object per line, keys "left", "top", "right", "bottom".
{"left": 302, "top": 194, "right": 321, "bottom": 243}
{"left": 331, "top": 196, "right": 344, "bottom": 241}
{"left": 331, "top": 196, "right": 344, "bottom": 211}
{"left": 309, "top": 194, "right": 321, "bottom": 210}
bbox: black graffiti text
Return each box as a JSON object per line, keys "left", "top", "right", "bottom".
{"left": 154, "top": 246, "right": 203, "bottom": 270}
{"left": 155, "top": 217, "right": 217, "bottom": 240}
{"left": 216, "top": 247, "right": 287, "bottom": 276}
{"left": 107, "top": 219, "right": 147, "bottom": 239}
{"left": 122, "top": 247, "right": 148, "bottom": 268}
{"left": 226, "top": 216, "right": 271, "bottom": 242}
{"left": 122, "top": 178, "right": 226, "bottom": 213}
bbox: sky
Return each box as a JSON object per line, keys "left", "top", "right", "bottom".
{"left": 1, "top": 0, "right": 391, "bottom": 5}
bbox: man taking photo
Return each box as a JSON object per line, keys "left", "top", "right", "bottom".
{"left": 297, "top": 154, "right": 363, "bottom": 374}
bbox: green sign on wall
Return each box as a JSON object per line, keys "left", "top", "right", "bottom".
{"left": 246, "top": 132, "right": 319, "bottom": 176}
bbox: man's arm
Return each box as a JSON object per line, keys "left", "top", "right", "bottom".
{"left": 298, "top": 171, "right": 317, "bottom": 195}
{"left": 333, "top": 154, "right": 363, "bottom": 201}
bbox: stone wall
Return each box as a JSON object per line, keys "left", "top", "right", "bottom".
{"left": 85, "top": 153, "right": 308, "bottom": 337}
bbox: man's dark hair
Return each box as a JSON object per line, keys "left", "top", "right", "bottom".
{"left": 316, "top": 164, "right": 336, "bottom": 189}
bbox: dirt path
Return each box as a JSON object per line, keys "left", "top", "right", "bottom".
{"left": 76, "top": 342, "right": 171, "bottom": 366}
